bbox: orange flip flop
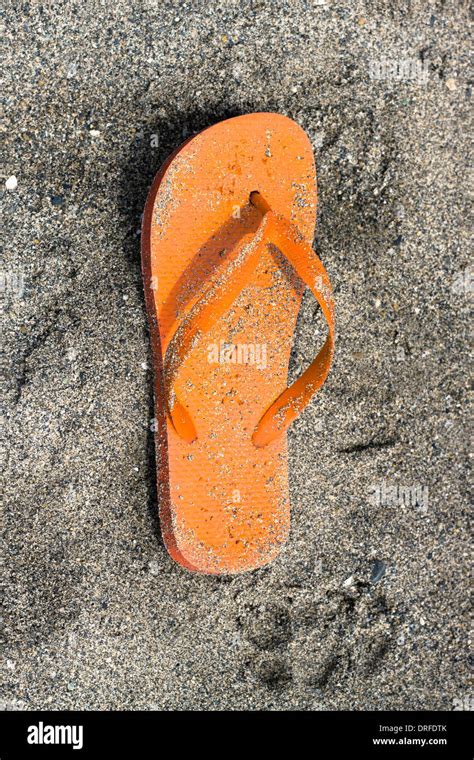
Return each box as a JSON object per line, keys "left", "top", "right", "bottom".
{"left": 142, "top": 113, "right": 335, "bottom": 575}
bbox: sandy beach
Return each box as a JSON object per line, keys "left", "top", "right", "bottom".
{"left": 3, "top": 0, "right": 471, "bottom": 710}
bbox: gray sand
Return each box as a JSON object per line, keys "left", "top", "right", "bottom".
{"left": 3, "top": 0, "right": 471, "bottom": 710}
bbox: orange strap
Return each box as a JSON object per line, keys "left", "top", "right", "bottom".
{"left": 163, "top": 192, "right": 335, "bottom": 448}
